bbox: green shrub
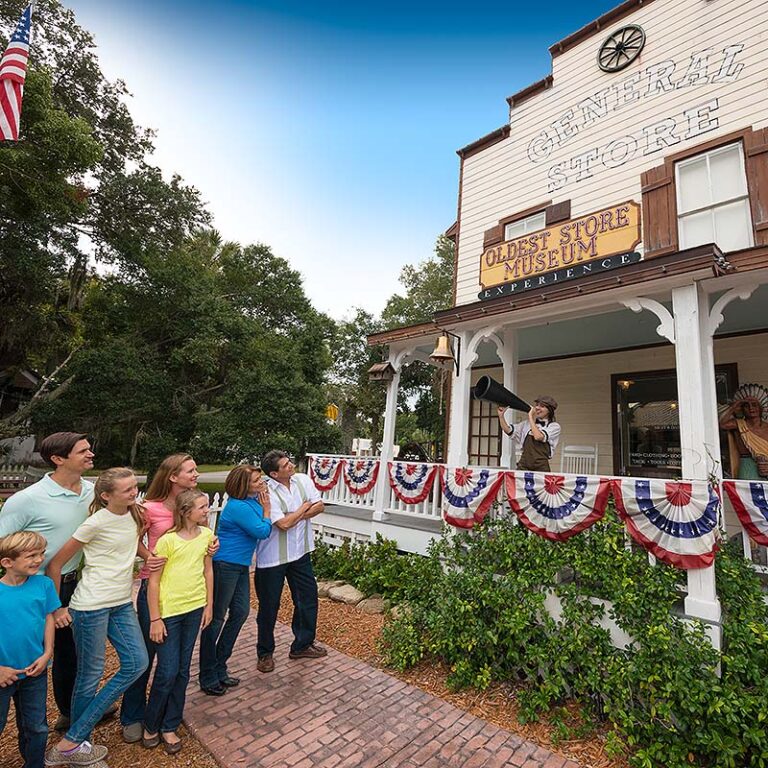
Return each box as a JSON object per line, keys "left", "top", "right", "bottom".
{"left": 315, "top": 511, "right": 768, "bottom": 767}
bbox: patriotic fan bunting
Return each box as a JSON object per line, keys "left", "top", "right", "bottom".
{"left": 505, "top": 472, "right": 612, "bottom": 541}
{"left": 440, "top": 466, "right": 504, "bottom": 529}
{"left": 343, "top": 458, "right": 379, "bottom": 495}
{"left": 723, "top": 479, "right": 768, "bottom": 546}
{"left": 309, "top": 456, "right": 344, "bottom": 492}
{"left": 388, "top": 462, "right": 438, "bottom": 504}
{"left": 611, "top": 479, "right": 720, "bottom": 568}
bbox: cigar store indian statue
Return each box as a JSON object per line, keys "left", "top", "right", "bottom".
{"left": 719, "top": 383, "right": 768, "bottom": 480}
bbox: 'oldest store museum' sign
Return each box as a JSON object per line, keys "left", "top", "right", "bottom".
{"left": 478, "top": 201, "right": 641, "bottom": 300}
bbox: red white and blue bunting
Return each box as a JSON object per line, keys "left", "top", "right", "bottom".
{"left": 343, "top": 458, "right": 380, "bottom": 495}
{"left": 309, "top": 456, "right": 344, "bottom": 492}
{"left": 505, "top": 472, "right": 612, "bottom": 541}
{"left": 440, "top": 466, "right": 504, "bottom": 529}
{"left": 388, "top": 462, "right": 438, "bottom": 504}
{"left": 723, "top": 479, "right": 768, "bottom": 547}
{"left": 611, "top": 479, "right": 720, "bottom": 569}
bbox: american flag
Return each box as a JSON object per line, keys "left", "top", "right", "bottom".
{"left": 0, "top": 4, "right": 33, "bottom": 141}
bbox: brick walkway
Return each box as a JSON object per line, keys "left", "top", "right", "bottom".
{"left": 185, "top": 621, "right": 582, "bottom": 768}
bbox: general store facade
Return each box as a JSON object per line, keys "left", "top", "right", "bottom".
{"left": 309, "top": 0, "right": 768, "bottom": 645}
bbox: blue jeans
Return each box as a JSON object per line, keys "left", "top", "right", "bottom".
{"left": 254, "top": 552, "right": 318, "bottom": 657}
{"left": 144, "top": 607, "right": 203, "bottom": 734}
{"left": 0, "top": 672, "right": 48, "bottom": 768}
{"left": 120, "top": 580, "right": 155, "bottom": 726}
{"left": 67, "top": 602, "right": 148, "bottom": 744}
{"left": 199, "top": 561, "right": 250, "bottom": 687}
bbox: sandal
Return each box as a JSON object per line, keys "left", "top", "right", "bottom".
{"left": 141, "top": 732, "right": 160, "bottom": 749}
{"left": 161, "top": 733, "right": 183, "bottom": 755}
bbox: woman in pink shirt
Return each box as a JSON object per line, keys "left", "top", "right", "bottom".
{"left": 119, "top": 454, "right": 199, "bottom": 743}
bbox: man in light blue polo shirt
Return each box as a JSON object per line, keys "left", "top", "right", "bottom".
{"left": 0, "top": 432, "right": 94, "bottom": 730}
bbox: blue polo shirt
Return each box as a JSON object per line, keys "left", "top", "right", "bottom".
{"left": 0, "top": 474, "right": 94, "bottom": 574}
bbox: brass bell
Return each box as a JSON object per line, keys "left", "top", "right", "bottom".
{"left": 430, "top": 333, "right": 454, "bottom": 366}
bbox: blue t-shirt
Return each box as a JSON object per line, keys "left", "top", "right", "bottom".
{"left": 213, "top": 497, "right": 272, "bottom": 567}
{"left": 0, "top": 575, "right": 60, "bottom": 672}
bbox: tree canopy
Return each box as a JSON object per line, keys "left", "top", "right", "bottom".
{"left": 0, "top": 1, "right": 339, "bottom": 468}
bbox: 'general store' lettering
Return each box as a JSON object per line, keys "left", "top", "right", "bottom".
{"left": 527, "top": 44, "right": 745, "bottom": 164}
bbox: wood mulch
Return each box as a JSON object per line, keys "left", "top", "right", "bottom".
{"left": 1, "top": 586, "right": 628, "bottom": 768}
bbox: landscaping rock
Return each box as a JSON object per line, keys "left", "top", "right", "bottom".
{"left": 389, "top": 603, "right": 412, "bottom": 620}
{"left": 357, "top": 596, "right": 386, "bottom": 614}
{"left": 328, "top": 584, "right": 365, "bottom": 605}
{"left": 317, "top": 580, "right": 345, "bottom": 598}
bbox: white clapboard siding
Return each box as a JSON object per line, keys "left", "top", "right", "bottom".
{"left": 455, "top": 0, "right": 768, "bottom": 305}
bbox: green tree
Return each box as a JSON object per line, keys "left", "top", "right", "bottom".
{"left": 329, "top": 309, "right": 386, "bottom": 452}
{"left": 31, "top": 232, "right": 338, "bottom": 467}
{"left": 0, "top": 0, "right": 208, "bottom": 376}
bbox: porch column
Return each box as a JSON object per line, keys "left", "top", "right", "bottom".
{"left": 446, "top": 331, "right": 473, "bottom": 467}
{"left": 671, "top": 283, "right": 721, "bottom": 632}
{"left": 499, "top": 328, "right": 519, "bottom": 469}
{"left": 372, "top": 366, "right": 401, "bottom": 522}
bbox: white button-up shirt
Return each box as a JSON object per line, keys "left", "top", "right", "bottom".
{"left": 255, "top": 473, "right": 321, "bottom": 569}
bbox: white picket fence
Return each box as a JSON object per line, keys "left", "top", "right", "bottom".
{"left": 136, "top": 490, "right": 228, "bottom": 532}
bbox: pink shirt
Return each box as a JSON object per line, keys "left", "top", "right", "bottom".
{"left": 138, "top": 499, "right": 174, "bottom": 579}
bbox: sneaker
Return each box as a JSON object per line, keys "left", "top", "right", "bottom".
{"left": 122, "top": 722, "right": 143, "bottom": 744}
{"left": 257, "top": 654, "right": 275, "bottom": 673}
{"left": 289, "top": 643, "right": 328, "bottom": 660}
{"left": 45, "top": 740, "right": 108, "bottom": 766}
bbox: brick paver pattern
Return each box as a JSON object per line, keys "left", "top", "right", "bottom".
{"left": 185, "top": 620, "right": 583, "bottom": 768}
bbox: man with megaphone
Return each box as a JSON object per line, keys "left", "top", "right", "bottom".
{"left": 496, "top": 395, "right": 561, "bottom": 472}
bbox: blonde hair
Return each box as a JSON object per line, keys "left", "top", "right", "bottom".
{"left": 170, "top": 489, "right": 208, "bottom": 533}
{"left": 89, "top": 467, "right": 145, "bottom": 534}
{"left": 145, "top": 453, "right": 195, "bottom": 501}
{"left": 0, "top": 531, "right": 47, "bottom": 562}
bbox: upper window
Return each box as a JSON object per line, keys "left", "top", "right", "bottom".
{"left": 675, "top": 143, "right": 754, "bottom": 253}
{"left": 504, "top": 212, "right": 546, "bottom": 242}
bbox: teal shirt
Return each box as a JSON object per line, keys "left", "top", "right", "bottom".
{"left": 0, "top": 474, "right": 94, "bottom": 574}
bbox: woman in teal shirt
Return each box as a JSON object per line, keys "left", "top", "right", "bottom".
{"left": 198, "top": 466, "right": 271, "bottom": 695}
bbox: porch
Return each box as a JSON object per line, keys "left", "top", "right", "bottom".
{"left": 312, "top": 252, "right": 768, "bottom": 650}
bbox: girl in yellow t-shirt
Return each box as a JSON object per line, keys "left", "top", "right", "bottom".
{"left": 143, "top": 490, "right": 213, "bottom": 754}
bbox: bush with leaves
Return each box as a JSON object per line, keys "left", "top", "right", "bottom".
{"left": 315, "top": 511, "right": 768, "bottom": 768}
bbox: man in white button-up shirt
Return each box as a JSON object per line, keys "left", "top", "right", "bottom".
{"left": 254, "top": 451, "right": 325, "bottom": 673}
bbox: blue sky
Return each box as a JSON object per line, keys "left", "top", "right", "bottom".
{"left": 66, "top": 0, "right": 619, "bottom": 319}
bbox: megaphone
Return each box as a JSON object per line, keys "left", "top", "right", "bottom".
{"left": 474, "top": 376, "right": 530, "bottom": 413}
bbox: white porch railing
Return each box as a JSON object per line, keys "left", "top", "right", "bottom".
{"left": 386, "top": 462, "right": 443, "bottom": 519}
{"left": 306, "top": 453, "right": 378, "bottom": 510}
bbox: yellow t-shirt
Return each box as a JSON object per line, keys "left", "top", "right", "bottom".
{"left": 155, "top": 527, "right": 213, "bottom": 619}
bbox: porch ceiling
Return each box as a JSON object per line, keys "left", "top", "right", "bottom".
{"left": 471, "top": 282, "right": 768, "bottom": 367}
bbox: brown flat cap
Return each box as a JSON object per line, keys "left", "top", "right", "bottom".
{"left": 534, "top": 395, "right": 558, "bottom": 411}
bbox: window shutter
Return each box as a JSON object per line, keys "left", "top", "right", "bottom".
{"left": 483, "top": 224, "right": 503, "bottom": 247}
{"left": 744, "top": 127, "right": 768, "bottom": 246}
{"left": 641, "top": 164, "right": 678, "bottom": 258}
{"left": 545, "top": 200, "right": 571, "bottom": 226}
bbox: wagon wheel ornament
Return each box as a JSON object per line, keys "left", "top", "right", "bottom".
{"left": 598, "top": 25, "right": 646, "bottom": 72}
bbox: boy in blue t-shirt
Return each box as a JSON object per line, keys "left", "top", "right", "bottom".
{"left": 0, "top": 531, "right": 61, "bottom": 768}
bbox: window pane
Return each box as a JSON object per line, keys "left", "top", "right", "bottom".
{"left": 680, "top": 210, "right": 714, "bottom": 248}
{"left": 470, "top": 436, "right": 479, "bottom": 455}
{"left": 709, "top": 145, "right": 746, "bottom": 203}
{"left": 713, "top": 200, "right": 752, "bottom": 251}
{"left": 524, "top": 213, "right": 546, "bottom": 233}
{"left": 504, "top": 220, "right": 525, "bottom": 240}
{"left": 678, "top": 157, "right": 710, "bottom": 213}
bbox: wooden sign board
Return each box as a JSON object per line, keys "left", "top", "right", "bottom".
{"left": 479, "top": 201, "right": 641, "bottom": 300}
